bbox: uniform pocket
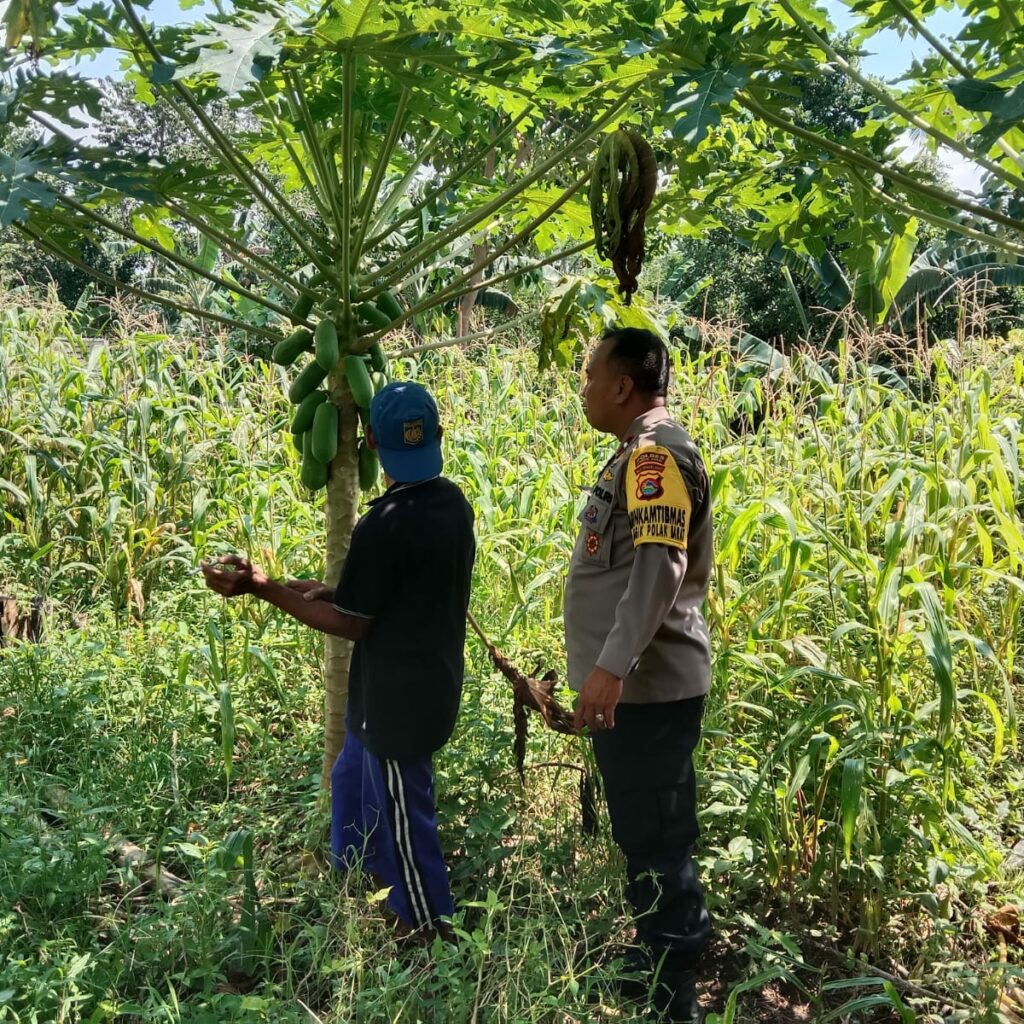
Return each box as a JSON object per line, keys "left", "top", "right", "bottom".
{"left": 577, "top": 493, "right": 614, "bottom": 568}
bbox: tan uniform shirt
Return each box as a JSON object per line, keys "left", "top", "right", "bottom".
{"left": 564, "top": 407, "right": 713, "bottom": 703}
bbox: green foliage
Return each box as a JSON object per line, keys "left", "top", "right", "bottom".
{"left": 1, "top": 305, "right": 1022, "bottom": 1019}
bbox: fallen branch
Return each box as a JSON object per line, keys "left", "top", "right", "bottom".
{"left": 41, "top": 785, "right": 184, "bottom": 897}
{"left": 466, "top": 610, "right": 577, "bottom": 738}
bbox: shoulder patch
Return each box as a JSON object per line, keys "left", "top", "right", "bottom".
{"left": 626, "top": 445, "right": 692, "bottom": 551}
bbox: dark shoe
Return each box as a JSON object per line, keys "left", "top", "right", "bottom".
{"left": 606, "top": 944, "right": 652, "bottom": 1001}
{"left": 650, "top": 967, "right": 704, "bottom": 1024}
{"left": 393, "top": 918, "right": 457, "bottom": 948}
{"left": 604, "top": 945, "right": 704, "bottom": 1023}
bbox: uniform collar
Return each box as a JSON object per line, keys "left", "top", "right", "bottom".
{"left": 367, "top": 476, "right": 440, "bottom": 506}
{"left": 624, "top": 405, "right": 670, "bottom": 439}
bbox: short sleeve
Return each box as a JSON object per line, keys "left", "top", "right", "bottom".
{"left": 625, "top": 445, "right": 692, "bottom": 551}
{"left": 333, "top": 514, "right": 397, "bottom": 619}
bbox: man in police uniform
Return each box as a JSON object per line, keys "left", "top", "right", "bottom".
{"left": 564, "top": 327, "right": 713, "bottom": 1023}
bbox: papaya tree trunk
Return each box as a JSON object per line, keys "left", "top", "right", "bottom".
{"left": 320, "top": 378, "right": 361, "bottom": 789}
{"left": 457, "top": 140, "right": 497, "bottom": 336}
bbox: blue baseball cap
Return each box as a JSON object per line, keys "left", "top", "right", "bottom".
{"left": 369, "top": 381, "right": 442, "bottom": 483}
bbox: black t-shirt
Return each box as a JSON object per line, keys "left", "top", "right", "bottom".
{"left": 333, "top": 476, "right": 476, "bottom": 760}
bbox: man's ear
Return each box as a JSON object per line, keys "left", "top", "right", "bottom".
{"left": 436, "top": 424, "right": 445, "bottom": 441}
{"left": 365, "top": 424, "right": 378, "bottom": 451}
{"left": 615, "top": 375, "right": 635, "bottom": 405}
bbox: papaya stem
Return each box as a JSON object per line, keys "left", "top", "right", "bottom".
{"left": 19, "top": 224, "right": 279, "bottom": 340}
{"left": 340, "top": 47, "right": 356, "bottom": 329}
{"left": 362, "top": 106, "right": 531, "bottom": 255}
{"left": 353, "top": 83, "right": 411, "bottom": 262}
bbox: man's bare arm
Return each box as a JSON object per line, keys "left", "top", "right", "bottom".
{"left": 255, "top": 578, "right": 370, "bottom": 641}
{"left": 201, "top": 556, "right": 369, "bottom": 641}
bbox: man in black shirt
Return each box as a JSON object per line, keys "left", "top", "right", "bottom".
{"left": 201, "top": 381, "right": 476, "bottom": 939}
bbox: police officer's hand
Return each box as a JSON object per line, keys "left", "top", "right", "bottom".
{"left": 575, "top": 667, "right": 623, "bottom": 732}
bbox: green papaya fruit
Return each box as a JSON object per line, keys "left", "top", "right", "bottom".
{"left": 289, "top": 293, "right": 315, "bottom": 323}
{"left": 291, "top": 389, "right": 328, "bottom": 434}
{"left": 301, "top": 431, "right": 328, "bottom": 491}
{"left": 368, "top": 342, "right": 387, "bottom": 373}
{"left": 311, "top": 401, "right": 339, "bottom": 464}
{"left": 272, "top": 327, "right": 313, "bottom": 366}
{"left": 344, "top": 354, "right": 374, "bottom": 409}
{"left": 314, "top": 319, "right": 340, "bottom": 372}
{"left": 356, "top": 301, "right": 392, "bottom": 330}
{"left": 376, "top": 291, "right": 403, "bottom": 322}
{"left": 358, "top": 442, "right": 379, "bottom": 491}
{"left": 288, "top": 360, "right": 329, "bottom": 405}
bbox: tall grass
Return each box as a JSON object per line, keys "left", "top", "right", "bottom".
{"left": 1, "top": 299, "right": 1022, "bottom": 1022}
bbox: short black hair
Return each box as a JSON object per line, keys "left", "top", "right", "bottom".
{"left": 601, "top": 327, "right": 669, "bottom": 397}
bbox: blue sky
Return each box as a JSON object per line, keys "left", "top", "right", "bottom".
{"left": 2, "top": 0, "right": 969, "bottom": 81}
{"left": 825, "top": 0, "right": 966, "bottom": 79}
{"left": 1, "top": 0, "right": 981, "bottom": 190}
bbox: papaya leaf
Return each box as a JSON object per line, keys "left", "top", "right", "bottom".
{"left": 0, "top": 148, "right": 61, "bottom": 227}
{"left": 178, "top": 10, "right": 284, "bottom": 95}
{"left": 664, "top": 64, "right": 751, "bottom": 146}
{"left": 950, "top": 78, "right": 1024, "bottom": 121}
{"left": 316, "top": 0, "right": 390, "bottom": 44}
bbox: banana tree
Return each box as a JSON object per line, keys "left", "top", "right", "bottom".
{"left": 0, "top": 0, "right": 645, "bottom": 784}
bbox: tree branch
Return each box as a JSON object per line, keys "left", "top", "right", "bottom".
{"left": 255, "top": 81, "right": 334, "bottom": 225}
{"left": 113, "top": 0, "right": 335, "bottom": 278}
{"left": 287, "top": 68, "right": 346, "bottom": 249}
{"left": 19, "top": 224, "right": 279, "bottom": 340}
{"left": 353, "top": 82, "right": 410, "bottom": 261}
{"left": 367, "top": 84, "right": 639, "bottom": 295}
{"left": 362, "top": 105, "right": 532, "bottom": 253}
{"left": 369, "top": 174, "right": 589, "bottom": 336}
{"left": 56, "top": 195, "right": 302, "bottom": 322}
{"left": 162, "top": 198, "right": 310, "bottom": 298}
{"left": 848, "top": 167, "right": 1024, "bottom": 259}
{"left": 778, "top": 0, "right": 1024, "bottom": 192}
{"left": 886, "top": 0, "right": 1024, "bottom": 171}
{"left": 392, "top": 314, "right": 530, "bottom": 357}
{"left": 738, "top": 90, "right": 1024, "bottom": 237}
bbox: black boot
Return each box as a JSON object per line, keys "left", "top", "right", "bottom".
{"left": 607, "top": 946, "right": 704, "bottom": 1024}
{"left": 650, "top": 966, "right": 703, "bottom": 1024}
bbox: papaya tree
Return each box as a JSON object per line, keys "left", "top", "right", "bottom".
{"left": 0, "top": 0, "right": 657, "bottom": 786}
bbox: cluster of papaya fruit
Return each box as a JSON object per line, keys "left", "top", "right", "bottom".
{"left": 271, "top": 277, "right": 404, "bottom": 493}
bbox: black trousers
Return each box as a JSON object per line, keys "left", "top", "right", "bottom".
{"left": 591, "top": 694, "right": 711, "bottom": 966}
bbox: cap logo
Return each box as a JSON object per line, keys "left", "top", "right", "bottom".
{"left": 403, "top": 419, "right": 424, "bottom": 445}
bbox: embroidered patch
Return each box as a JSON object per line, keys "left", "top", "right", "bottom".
{"left": 626, "top": 445, "right": 692, "bottom": 551}
{"left": 602, "top": 468, "right": 614, "bottom": 482}
{"left": 583, "top": 504, "right": 599, "bottom": 525}
{"left": 403, "top": 419, "right": 424, "bottom": 445}
{"left": 633, "top": 449, "right": 668, "bottom": 501}
{"left": 585, "top": 532, "right": 601, "bottom": 556}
